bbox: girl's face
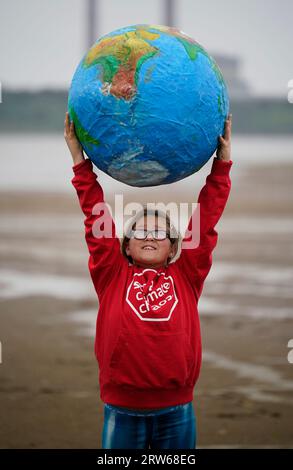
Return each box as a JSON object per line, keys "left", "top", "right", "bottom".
{"left": 125, "top": 215, "right": 177, "bottom": 269}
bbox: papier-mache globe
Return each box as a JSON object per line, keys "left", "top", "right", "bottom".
{"left": 68, "top": 24, "right": 229, "bottom": 187}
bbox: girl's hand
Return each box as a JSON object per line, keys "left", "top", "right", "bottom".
{"left": 216, "top": 113, "right": 232, "bottom": 162}
{"left": 64, "top": 112, "right": 85, "bottom": 165}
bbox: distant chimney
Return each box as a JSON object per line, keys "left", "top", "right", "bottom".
{"left": 87, "top": 0, "right": 98, "bottom": 49}
{"left": 164, "top": 0, "right": 175, "bottom": 27}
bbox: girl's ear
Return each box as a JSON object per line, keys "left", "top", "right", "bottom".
{"left": 169, "top": 243, "right": 177, "bottom": 260}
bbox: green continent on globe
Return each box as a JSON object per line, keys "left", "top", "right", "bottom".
{"left": 68, "top": 106, "right": 100, "bottom": 150}
{"left": 83, "top": 28, "right": 161, "bottom": 101}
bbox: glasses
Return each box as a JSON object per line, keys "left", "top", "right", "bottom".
{"left": 129, "top": 229, "right": 170, "bottom": 241}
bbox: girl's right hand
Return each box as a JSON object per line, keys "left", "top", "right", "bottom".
{"left": 64, "top": 112, "right": 85, "bottom": 165}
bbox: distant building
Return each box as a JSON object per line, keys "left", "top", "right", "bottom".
{"left": 212, "top": 54, "right": 251, "bottom": 100}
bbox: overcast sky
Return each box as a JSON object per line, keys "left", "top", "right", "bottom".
{"left": 1, "top": 0, "right": 292, "bottom": 97}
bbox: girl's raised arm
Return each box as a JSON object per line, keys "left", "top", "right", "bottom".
{"left": 174, "top": 157, "right": 233, "bottom": 299}
{"left": 65, "top": 112, "right": 125, "bottom": 298}
{"left": 174, "top": 115, "right": 233, "bottom": 298}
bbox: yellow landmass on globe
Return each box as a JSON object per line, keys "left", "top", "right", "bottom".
{"left": 84, "top": 29, "right": 160, "bottom": 100}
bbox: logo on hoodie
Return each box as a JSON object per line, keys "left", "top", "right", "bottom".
{"left": 126, "top": 269, "right": 178, "bottom": 321}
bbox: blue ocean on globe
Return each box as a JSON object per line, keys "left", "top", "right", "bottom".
{"left": 68, "top": 24, "right": 229, "bottom": 187}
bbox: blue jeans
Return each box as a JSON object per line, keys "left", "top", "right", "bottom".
{"left": 102, "top": 401, "right": 196, "bottom": 449}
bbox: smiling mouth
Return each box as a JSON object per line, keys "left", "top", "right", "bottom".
{"left": 142, "top": 246, "right": 157, "bottom": 250}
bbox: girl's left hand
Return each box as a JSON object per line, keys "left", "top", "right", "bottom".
{"left": 216, "top": 113, "right": 232, "bottom": 162}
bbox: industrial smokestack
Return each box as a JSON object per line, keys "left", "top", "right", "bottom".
{"left": 164, "top": 0, "right": 175, "bottom": 27}
{"left": 87, "top": 0, "right": 98, "bottom": 49}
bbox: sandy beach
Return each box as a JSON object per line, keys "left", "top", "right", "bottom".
{"left": 0, "top": 160, "right": 293, "bottom": 448}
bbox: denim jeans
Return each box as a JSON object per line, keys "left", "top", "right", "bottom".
{"left": 102, "top": 401, "right": 196, "bottom": 449}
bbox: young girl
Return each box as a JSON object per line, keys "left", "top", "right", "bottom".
{"left": 64, "top": 112, "right": 233, "bottom": 449}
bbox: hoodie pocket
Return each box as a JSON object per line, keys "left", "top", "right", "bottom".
{"left": 108, "top": 330, "right": 194, "bottom": 390}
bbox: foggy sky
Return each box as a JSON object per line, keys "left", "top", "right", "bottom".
{"left": 1, "top": 0, "right": 292, "bottom": 97}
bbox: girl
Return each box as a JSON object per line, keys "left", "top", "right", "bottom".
{"left": 64, "top": 112, "right": 233, "bottom": 449}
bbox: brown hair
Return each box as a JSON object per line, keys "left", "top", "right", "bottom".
{"left": 121, "top": 205, "right": 180, "bottom": 265}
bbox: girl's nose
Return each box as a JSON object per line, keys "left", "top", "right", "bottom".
{"left": 145, "top": 231, "right": 154, "bottom": 240}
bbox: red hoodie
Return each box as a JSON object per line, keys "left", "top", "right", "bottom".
{"left": 71, "top": 156, "right": 233, "bottom": 409}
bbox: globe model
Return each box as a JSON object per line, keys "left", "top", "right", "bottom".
{"left": 68, "top": 24, "right": 229, "bottom": 187}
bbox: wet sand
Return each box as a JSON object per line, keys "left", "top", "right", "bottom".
{"left": 0, "top": 161, "right": 293, "bottom": 448}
